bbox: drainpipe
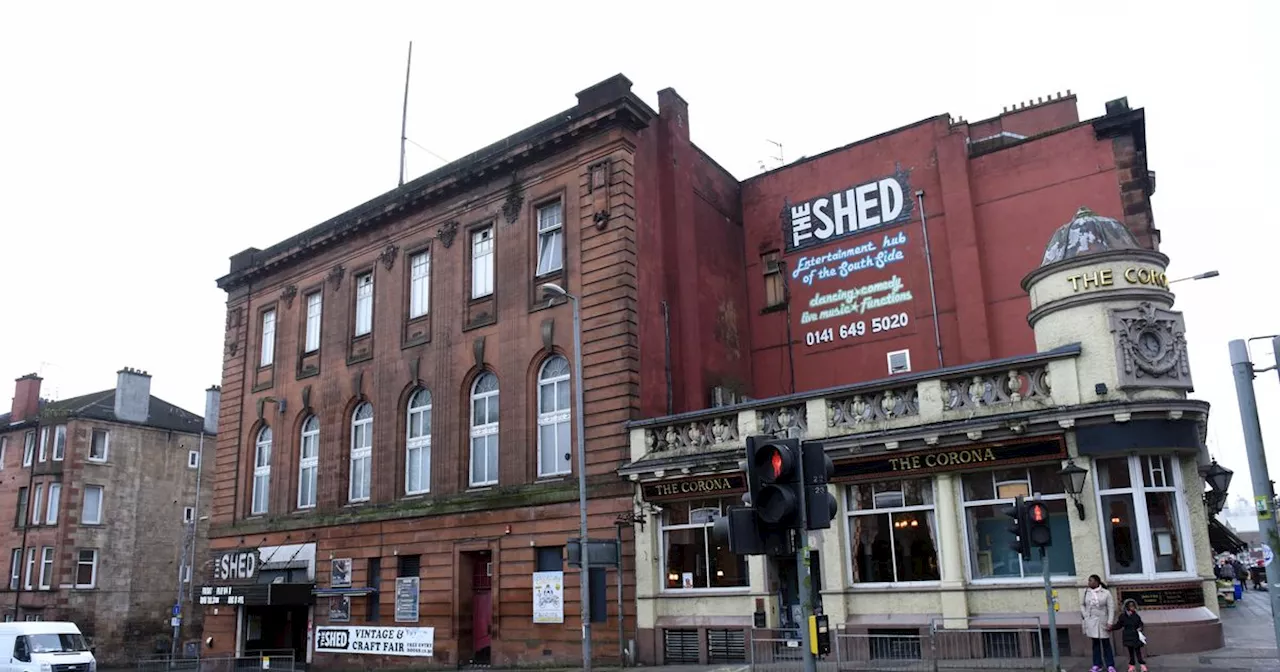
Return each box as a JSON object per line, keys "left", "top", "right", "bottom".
{"left": 915, "top": 191, "right": 944, "bottom": 368}
{"left": 661, "top": 301, "right": 673, "bottom": 415}
{"left": 13, "top": 420, "right": 39, "bottom": 619}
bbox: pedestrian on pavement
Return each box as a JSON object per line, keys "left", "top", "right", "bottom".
{"left": 1111, "top": 598, "right": 1147, "bottom": 672}
{"left": 1082, "top": 574, "right": 1117, "bottom": 672}
{"left": 1233, "top": 557, "right": 1247, "bottom": 592}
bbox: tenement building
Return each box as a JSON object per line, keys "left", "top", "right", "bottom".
{"left": 205, "top": 72, "right": 1211, "bottom": 668}
{"left": 0, "top": 370, "right": 216, "bottom": 663}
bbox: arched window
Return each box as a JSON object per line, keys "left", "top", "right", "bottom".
{"left": 349, "top": 403, "right": 373, "bottom": 502}
{"left": 298, "top": 416, "right": 319, "bottom": 509}
{"left": 469, "top": 373, "right": 499, "bottom": 487}
{"left": 405, "top": 388, "right": 432, "bottom": 495}
{"left": 251, "top": 426, "right": 272, "bottom": 515}
{"left": 537, "top": 356, "right": 572, "bottom": 477}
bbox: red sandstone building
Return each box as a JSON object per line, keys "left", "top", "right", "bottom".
{"left": 204, "top": 74, "right": 1172, "bottom": 666}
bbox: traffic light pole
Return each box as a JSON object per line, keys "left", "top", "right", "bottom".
{"left": 1039, "top": 547, "right": 1061, "bottom": 672}
{"left": 794, "top": 449, "right": 818, "bottom": 672}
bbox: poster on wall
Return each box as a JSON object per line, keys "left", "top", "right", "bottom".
{"left": 328, "top": 595, "right": 351, "bottom": 622}
{"left": 532, "top": 571, "right": 564, "bottom": 623}
{"left": 315, "top": 625, "right": 434, "bottom": 656}
{"left": 395, "top": 576, "right": 420, "bottom": 622}
{"left": 330, "top": 558, "right": 352, "bottom": 587}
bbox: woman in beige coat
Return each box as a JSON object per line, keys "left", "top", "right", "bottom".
{"left": 1082, "top": 573, "right": 1117, "bottom": 672}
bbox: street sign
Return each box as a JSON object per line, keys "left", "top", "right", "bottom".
{"left": 1264, "top": 544, "right": 1274, "bottom": 568}
{"left": 171, "top": 617, "right": 181, "bottom": 627}
{"left": 173, "top": 604, "right": 182, "bottom": 617}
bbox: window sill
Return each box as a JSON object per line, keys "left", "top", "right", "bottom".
{"left": 79, "top": 523, "right": 104, "bottom": 527}
{"left": 536, "top": 475, "right": 571, "bottom": 483}
{"left": 845, "top": 581, "right": 943, "bottom": 591}
{"left": 345, "top": 500, "right": 371, "bottom": 508}
{"left": 1104, "top": 572, "right": 1203, "bottom": 584}
{"left": 403, "top": 491, "right": 430, "bottom": 500}
{"left": 760, "top": 303, "right": 788, "bottom": 315}
{"left": 658, "top": 587, "right": 752, "bottom": 597}
{"left": 73, "top": 585, "right": 96, "bottom": 590}
{"left": 967, "top": 576, "right": 1078, "bottom": 587}
{"left": 86, "top": 459, "right": 109, "bottom": 465}
{"left": 467, "top": 485, "right": 497, "bottom": 492}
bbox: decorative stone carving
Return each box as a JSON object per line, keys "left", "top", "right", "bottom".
{"left": 225, "top": 340, "right": 239, "bottom": 357}
{"left": 828, "top": 386, "right": 919, "bottom": 430}
{"left": 944, "top": 366, "right": 1052, "bottom": 411}
{"left": 436, "top": 221, "right": 458, "bottom": 248}
{"left": 225, "top": 306, "right": 243, "bottom": 331}
{"left": 280, "top": 284, "right": 298, "bottom": 308}
{"left": 645, "top": 414, "right": 740, "bottom": 453}
{"left": 379, "top": 243, "right": 399, "bottom": 271}
{"left": 328, "top": 264, "right": 346, "bottom": 291}
{"left": 757, "top": 405, "right": 806, "bottom": 439}
{"left": 1110, "top": 301, "right": 1192, "bottom": 390}
{"left": 502, "top": 188, "right": 524, "bottom": 225}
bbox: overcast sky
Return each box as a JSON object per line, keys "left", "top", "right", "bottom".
{"left": 1, "top": 2, "right": 1276, "bottom": 518}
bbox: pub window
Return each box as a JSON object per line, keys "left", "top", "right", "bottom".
{"left": 845, "top": 479, "right": 940, "bottom": 584}
{"left": 661, "top": 498, "right": 748, "bottom": 591}
{"left": 961, "top": 465, "right": 1076, "bottom": 580}
{"left": 762, "top": 251, "right": 785, "bottom": 308}
{"left": 1096, "top": 455, "right": 1190, "bottom": 578}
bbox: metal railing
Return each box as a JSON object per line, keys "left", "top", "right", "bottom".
{"left": 748, "top": 622, "right": 1049, "bottom": 672}
{"left": 133, "top": 653, "right": 297, "bottom": 672}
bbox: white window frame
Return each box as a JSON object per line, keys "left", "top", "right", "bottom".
{"left": 887, "top": 349, "right": 912, "bottom": 375}
{"left": 181, "top": 564, "right": 192, "bottom": 583}
{"left": 188, "top": 450, "right": 200, "bottom": 469}
{"left": 354, "top": 273, "right": 374, "bottom": 337}
{"left": 23, "top": 431, "right": 35, "bottom": 466}
{"left": 45, "top": 483, "right": 60, "bottom": 526}
{"left": 0, "top": 436, "right": 7, "bottom": 470}
{"left": 75, "top": 549, "right": 97, "bottom": 589}
{"left": 469, "top": 373, "right": 499, "bottom": 487}
{"left": 305, "top": 291, "right": 323, "bottom": 353}
{"left": 349, "top": 403, "right": 373, "bottom": 502}
{"left": 251, "top": 426, "right": 272, "bottom": 516}
{"left": 23, "top": 548, "right": 35, "bottom": 590}
{"left": 89, "top": 429, "right": 109, "bottom": 462}
{"left": 405, "top": 388, "right": 432, "bottom": 495}
{"left": 658, "top": 498, "right": 749, "bottom": 593}
{"left": 1094, "top": 454, "right": 1196, "bottom": 582}
{"left": 260, "top": 308, "right": 276, "bottom": 367}
{"left": 409, "top": 251, "right": 431, "bottom": 319}
{"left": 844, "top": 478, "right": 942, "bottom": 587}
{"left": 9, "top": 549, "right": 20, "bottom": 590}
{"left": 52, "top": 425, "right": 66, "bottom": 461}
{"left": 82, "top": 485, "right": 104, "bottom": 525}
{"left": 298, "top": 415, "right": 319, "bottom": 509}
{"left": 38, "top": 428, "right": 48, "bottom": 462}
{"left": 38, "top": 547, "right": 53, "bottom": 590}
{"left": 959, "top": 466, "right": 1076, "bottom": 583}
{"left": 535, "top": 201, "right": 564, "bottom": 276}
{"left": 183, "top": 506, "right": 194, "bottom": 523}
{"left": 537, "top": 356, "right": 572, "bottom": 478}
{"left": 471, "top": 226, "right": 495, "bottom": 299}
{"left": 31, "top": 484, "right": 43, "bottom": 526}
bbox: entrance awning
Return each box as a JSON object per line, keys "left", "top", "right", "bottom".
{"left": 313, "top": 586, "right": 378, "bottom": 598}
{"left": 1209, "top": 517, "right": 1248, "bottom": 554}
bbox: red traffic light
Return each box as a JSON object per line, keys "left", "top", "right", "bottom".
{"left": 1028, "top": 502, "right": 1048, "bottom": 523}
{"left": 770, "top": 451, "right": 783, "bottom": 479}
{"left": 753, "top": 442, "right": 796, "bottom": 484}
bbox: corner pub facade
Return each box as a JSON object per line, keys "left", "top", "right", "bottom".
{"left": 203, "top": 70, "right": 1220, "bottom": 667}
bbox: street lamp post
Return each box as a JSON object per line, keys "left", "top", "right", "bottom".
{"left": 540, "top": 282, "right": 592, "bottom": 672}
{"left": 1167, "top": 270, "right": 1220, "bottom": 284}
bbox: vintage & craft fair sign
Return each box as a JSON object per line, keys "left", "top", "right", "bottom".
{"left": 533, "top": 571, "right": 565, "bottom": 623}
{"left": 315, "top": 626, "right": 434, "bottom": 657}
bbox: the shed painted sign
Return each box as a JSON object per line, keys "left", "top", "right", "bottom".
{"left": 785, "top": 169, "right": 913, "bottom": 253}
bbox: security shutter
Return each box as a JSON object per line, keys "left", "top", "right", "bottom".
{"left": 663, "top": 629, "right": 699, "bottom": 664}
{"left": 707, "top": 628, "right": 746, "bottom": 663}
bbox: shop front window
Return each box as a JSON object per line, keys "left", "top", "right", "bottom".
{"left": 846, "top": 479, "right": 940, "bottom": 584}
{"left": 1096, "top": 455, "right": 1190, "bottom": 577}
{"left": 661, "top": 498, "right": 748, "bottom": 591}
{"left": 961, "top": 465, "right": 1077, "bottom": 580}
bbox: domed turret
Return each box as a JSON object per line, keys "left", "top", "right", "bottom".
{"left": 1040, "top": 206, "right": 1141, "bottom": 266}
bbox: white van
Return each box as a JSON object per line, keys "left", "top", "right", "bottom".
{"left": 0, "top": 621, "right": 95, "bottom": 672}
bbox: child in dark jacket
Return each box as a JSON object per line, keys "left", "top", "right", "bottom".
{"left": 1111, "top": 598, "right": 1146, "bottom": 672}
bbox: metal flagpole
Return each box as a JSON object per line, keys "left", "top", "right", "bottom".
{"left": 1040, "top": 547, "right": 1061, "bottom": 671}
{"left": 795, "top": 449, "right": 817, "bottom": 672}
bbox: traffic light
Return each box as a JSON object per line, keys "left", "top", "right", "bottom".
{"left": 712, "top": 506, "right": 765, "bottom": 556}
{"left": 1026, "top": 499, "right": 1053, "bottom": 549}
{"left": 801, "top": 440, "right": 838, "bottom": 530}
{"left": 747, "top": 437, "right": 803, "bottom": 528}
{"left": 1003, "top": 495, "right": 1031, "bottom": 560}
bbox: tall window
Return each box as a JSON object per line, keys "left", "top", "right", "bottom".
{"left": 537, "top": 356, "right": 571, "bottom": 477}
{"left": 89, "top": 429, "right": 109, "bottom": 462}
{"left": 31, "top": 484, "right": 43, "bottom": 526}
{"left": 22, "top": 431, "right": 34, "bottom": 466}
{"left": 0, "top": 436, "right": 5, "bottom": 469}
{"left": 409, "top": 251, "right": 430, "bottom": 319}
{"left": 305, "top": 292, "right": 323, "bottom": 353}
{"left": 298, "top": 416, "right": 319, "bottom": 509}
{"left": 52, "top": 425, "right": 66, "bottom": 461}
{"left": 45, "top": 483, "right": 60, "bottom": 526}
{"left": 349, "top": 403, "right": 373, "bottom": 502}
{"left": 469, "top": 373, "right": 499, "bottom": 487}
{"left": 38, "top": 547, "right": 53, "bottom": 590}
{"left": 15, "top": 488, "right": 27, "bottom": 528}
{"left": 82, "top": 485, "right": 103, "bottom": 524}
{"left": 661, "top": 498, "right": 748, "bottom": 590}
{"left": 536, "top": 202, "right": 564, "bottom": 276}
{"left": 24, "top": 548, "right": 35, "bottom": 590}
{"left": 762, "top": 251, "right": 785, "bottom": 307}
{"left": 354, "top": 273, "right": 374, "bottom": 336}
{"left": 405, "top": 388, "right": 432, "bottom": 495}
{"left": 38, "top": 428, "right": 48, "bottom": 462}
{"left": 8, "top": 549, "right": 19, "bottom": 590}
{"left": 961, "top": 465, "right": 1076, "bottom": 580}
{"left": 471, "top": 227, "right": 494, "bottom": 299}
{"left": 1097, "top": 455, "right": 1190, "bottom": 577}
{"left": 260, "top": 309, "right": 276, "bottom": 367}
{"left": 75, "top": 550, "right": 98, "bottom": 588}
{"left": 846, "top": 479, "right": 940, "bottom": 584}
{"left": 251, "top": 426, "right": 272, "bottom": 516}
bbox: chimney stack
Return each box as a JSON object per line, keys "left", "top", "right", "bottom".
{"left": 204, "top": 385, "right": 222, "bottom": 435}
{"left": 10, "top": 373, "right": 42, "bottom": 423}
{"left": 114, "top": 367, "right": 152, "bottom": 423}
